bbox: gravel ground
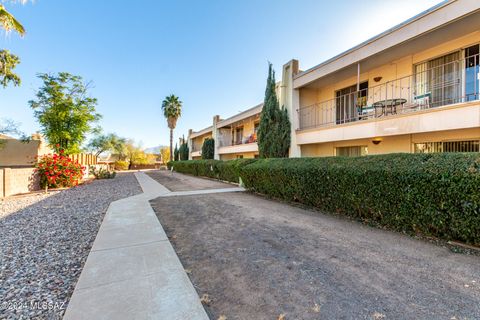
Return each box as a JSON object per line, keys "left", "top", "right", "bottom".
{"left": 0, "top": 172, "right": 141, "bottom": 320}
{"left": 151, "top": 191, "right": 480, "bottom": 320}
{"left": 146, "top": 170, "right": 231, "bottom": 191}
{"left": 1, "top": 192, "right": 59, "bottom": 219}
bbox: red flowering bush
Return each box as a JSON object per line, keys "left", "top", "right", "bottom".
{"left": 35, "top": 150, "right": 85, "bottom": 188}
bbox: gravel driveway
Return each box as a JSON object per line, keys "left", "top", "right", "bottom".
{"left": 0, "top": 173, "right": 141, "bottom": 319}
{"left": 150, "top": 191, "right": 480, "bottom": 320}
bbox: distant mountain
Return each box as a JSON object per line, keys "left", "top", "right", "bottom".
{"left": 144, "top": 145, "right": 168, "bottom": 154}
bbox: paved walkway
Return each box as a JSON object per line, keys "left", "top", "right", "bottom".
{"left": 64, "top": 172, "right": 243, "bottom": 320}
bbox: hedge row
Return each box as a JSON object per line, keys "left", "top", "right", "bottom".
{"left": 169, "top": 153, "right": 480, "bottom": 245}
{"left": 167, "top": 159, "right": 256, "bottom": 183}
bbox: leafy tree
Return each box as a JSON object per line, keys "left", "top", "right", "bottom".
{"left": 0, "top": 2, "right": 25, "bottom": 88}
{"left": 173, "top": 143, "right": 179, "bottom": 161}
{"left": 118, "top": 140, "right": 147, "bottom": 169}
{"left": 161, "top": 94, "right": 182, "bottom": 161}
{"left": 257, "top": 63, "right": 291, "bottom": 158}
{"left": 0, "top": 50, "right": 20, "bottom": 88}
{"left": 87, "top": 132, "right": 126, "bottom": 157}
{"left": 201, "top": 138, "right": 214, "bottom": 159}
{"left": 0, "top": 3, "right": 25, "bottom": 35}
{"left": 29, "top": 72, "right": 101, "bottom": 155}
{"left": 159, "top": 147, "right": 170, "bottom": 164}
{"left": 179, "top": 137, "right": 189, "bottom": 161}
{"left": 0, "top": 118, "right": 19, "bottom": 135}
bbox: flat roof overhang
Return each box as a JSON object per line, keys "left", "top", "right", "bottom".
{"left": 294, "top": 2, "right": 480, "bottom": 90}
{"left": 190, "top": 126, "right": 213, "bottom": 139}
{"left": 216, "top": 104, "right": 262, "bottom": 129}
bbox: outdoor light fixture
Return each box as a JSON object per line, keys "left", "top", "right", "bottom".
{"left": 374, "top": 76, "right": 383, "bottom": 82}
{"left": 372, "top": 138, "right": 382, "bottom": 145}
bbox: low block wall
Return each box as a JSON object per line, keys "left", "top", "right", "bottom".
{"left": 1, "top": 167, "right": 40, "bottom": 197}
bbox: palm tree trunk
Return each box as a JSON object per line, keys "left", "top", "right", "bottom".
{"left": 169, "top": 128, "right": 173, "bottom": 161}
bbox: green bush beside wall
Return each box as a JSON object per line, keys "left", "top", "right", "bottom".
{"left": 168, "top": 159, "right": 256, "bottom": 183}
{"left": 169, "top": 153, "right": 480, "bottom": 244}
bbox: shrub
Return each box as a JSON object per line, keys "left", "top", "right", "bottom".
{"left": 168, "top": 153, "right": 480, "bottom": 245}
{"left": 114, "top": 160, "right": 129, "bottom": 171}
{"left": 174, "top": 144, "right": 179, "bottom": 161}
{"left": 168, "top": 158, "right": 257, "bottom": 183}
{"left": 201, "top": 138, "right": 215, "bottom": 160}
{"left": 179, "top": 141, "right": 189, "bottom": 161}
{"left": 239, "top": 153, "right": 480, "bottom": 245}
{"left": 35, "top": 151, "right": 84, "bottom": 188}
{"left": 91, "top": 166, "right": 116, "bottom": 179}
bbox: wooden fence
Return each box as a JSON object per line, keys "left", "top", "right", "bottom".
{"left": 68, "top": 153, "right": 98, "bottom": 166}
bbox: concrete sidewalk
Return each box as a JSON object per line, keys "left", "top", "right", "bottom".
{"left": 63, "top": 172, "right": 214, "bottom": 320}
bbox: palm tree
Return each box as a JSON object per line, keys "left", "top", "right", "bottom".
{"left": 161, "top": 94, "right": 182, "bottom": 161}
{"left": 0, "top": 4, "right": 25, "bottom": 35}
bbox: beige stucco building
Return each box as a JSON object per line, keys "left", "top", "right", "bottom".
{"left": 189, "top": 0, "right": 480, "bottom": 159}
{"left": 188, "top": 106, "right": 261, "bottom": 160}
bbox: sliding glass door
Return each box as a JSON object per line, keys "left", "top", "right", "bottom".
{"left": 335, "top": 81, "right": 368, "bottom": 124}
{"left": 414, "top": 51, "right": 461, "bottom": 108}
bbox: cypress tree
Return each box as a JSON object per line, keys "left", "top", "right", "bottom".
{"left": 179, "top": 136, "right": 189, "bottom": 160}
{"left": 201, "top": 138, "right": 215, "bottom": 159}
{"left": 174, "top": 143, "right": 179, "bottom": 161}
{"left": 257, "top": 63, "right": 291, "bottom": 158}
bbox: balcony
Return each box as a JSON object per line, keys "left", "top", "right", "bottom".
{"left": 217, "top": 133, "right": 257, "bottom": 148}
{"left": 298, "top": 54, "right": 480, "bottom": 130}
{"left": 217, "top": 132, "right": 258, "bottom": 155}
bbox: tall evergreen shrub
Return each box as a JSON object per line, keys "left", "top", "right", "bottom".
{"left": 257, "top": 63, "right": 291, "bottom": 158}
{"left": 201, "top": 138, "right": 215, "bottom": 159}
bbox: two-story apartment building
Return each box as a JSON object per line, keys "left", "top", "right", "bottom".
{"left": 188, "top": 126, "right": 213, "bottom": 160}
{"left": 189, "top": 0, "right": 480, "bottom": 159}
{"left": 289, "top": 0, "right": 480, "bottom": 157}
{"left": 188, "top": 106, "right": 262, "bottom": 160}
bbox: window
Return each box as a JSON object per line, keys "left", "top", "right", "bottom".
{"left": 465, "top": 44, "right": 479, "bottom": 102}
{"left": 236, "top": 155, "right": 244, "bottom": 159}
{"left": 235, "top": 127, "right": 244, "bottom": 145}
{"left": 414, "top": 140, "right": 480, "bottom": 153}
{"left": 335, "top": 81, "right": 368, "bottom": 124}
{"left": 414, "top": 51, "right": 461, "bottom": 107}
{"left": 336, "top": 146, "right": 368, "bottom": 157}
{"left": 254, "top": 122, "right": 260, "bottom": 134}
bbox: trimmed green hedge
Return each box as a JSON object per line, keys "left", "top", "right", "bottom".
{"left": 167, "top": 159, "right": 256, "bottom": 183}
{"left": 169, "top": 153, "right": 480, "bottom": 244}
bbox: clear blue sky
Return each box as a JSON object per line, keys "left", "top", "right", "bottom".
{"left": 1, "top": 0, "right": 441, "bottom": 149}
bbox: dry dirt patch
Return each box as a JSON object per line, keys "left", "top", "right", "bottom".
{"left": 150, "top": 192, "right": 480, "bottom": 320}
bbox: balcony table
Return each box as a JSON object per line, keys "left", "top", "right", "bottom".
{"left": 373, "top": 98, "right": 407, "bottom": 117}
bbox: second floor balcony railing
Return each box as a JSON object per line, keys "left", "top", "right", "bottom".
{"left": 217, "top": 133, "right": 257, "bottom": 147}
{"left": 298, "top": 53, "right": 479, "bottom": 130}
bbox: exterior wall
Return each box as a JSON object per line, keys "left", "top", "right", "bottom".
{"left": 219, "top": 152, "right": 258, "bottom": 160}
{"left": 299, "top": 31, "right": 480, "bottom": 109}
{"left": 300, "top": 127, "right": 479, "bottom": 157}
{"left": 191, "top": 133, "right": 213, "bottom": 153}
{"left": 0, "top": 137, "right": 52, "bottom": 167}
{"left": 281, "top": 60, "right": 301, "bottom": 157}
{"left": 1, "top": 168, "right": 40, "bottom": 197}
{"left": 296, "top": 102, "right": 480, "bottom": 145}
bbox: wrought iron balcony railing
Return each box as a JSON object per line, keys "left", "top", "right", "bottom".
{"left": 298, "top": 54, "right": 479, "bottom": 130}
